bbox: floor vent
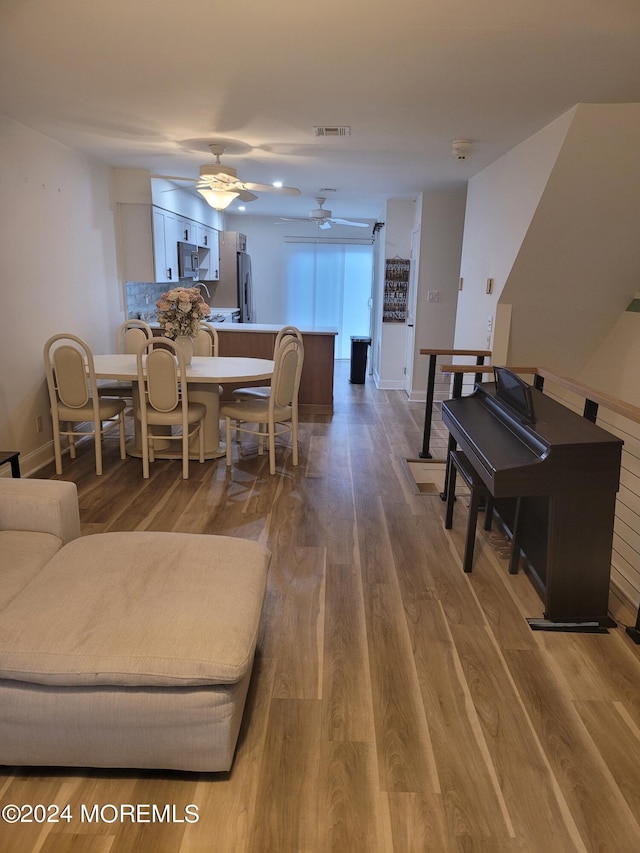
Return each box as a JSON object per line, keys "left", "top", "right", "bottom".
{"left": 313, "top": 126, "right": 351, "bottom": 137}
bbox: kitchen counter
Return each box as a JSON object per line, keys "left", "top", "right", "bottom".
{"left": 212, "top": 323, "right": 338, "bottom": 336}
{"left": 216, "top": 325, "right": 337, "bottom": 412}
{"left": 152, "top": 323, "right": 337, "bottom": 412}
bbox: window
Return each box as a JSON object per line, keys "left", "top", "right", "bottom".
{"left": 284, "top": 242, "right": 373, "bottom": 359}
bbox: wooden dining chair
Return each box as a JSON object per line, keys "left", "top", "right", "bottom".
{"left": 135, "top": 337, "right": 206, "bottom": 479}
{"left": 43, "top": 333, "right": 127, "bottom": 476}
{"left": 221, "top": 335, "right": 304, "bottom": 475}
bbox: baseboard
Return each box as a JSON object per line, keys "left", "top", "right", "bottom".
{"left": 608, "top": 581, "right": 640, "bottom": 632}
{"left": 0, "top": 442, "right": 55, "bottom": 479}
{"left": 375, "top": 378, "right": 407, "bottom": 390}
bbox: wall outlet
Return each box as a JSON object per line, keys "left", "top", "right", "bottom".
{"left": 35, "top": 415, "right": 43, "bottom": 432}
{"left": 427, "top": 291, "right": 440, "bottom": 302}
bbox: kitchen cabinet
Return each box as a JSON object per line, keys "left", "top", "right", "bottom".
{"left": 197, "top": 225, "right": 219, "bottom": 281}
{"left": 153, "top": 209, "right": 179, "bottom": 282}
{"left": 216, "top": 325, "right": 337, "bottom": 412}
{"left": 117, "top": 203, "right": 219, "bottom": 284}
{"left": 176, "top": 216, "right": 196, "bottom": 244}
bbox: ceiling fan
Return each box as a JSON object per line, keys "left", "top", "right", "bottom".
{"left": 152, "top": 142, "right": 301, "bottom": 209}
{"left": 280, "top": 197, "right": 369, "bottom": 229}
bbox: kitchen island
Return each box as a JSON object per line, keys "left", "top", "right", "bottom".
{"left": 151, "top": 323, "right": 337, "bottom": 412}
{"left": 215, "top": 324, "right": 337, "bottom": 412}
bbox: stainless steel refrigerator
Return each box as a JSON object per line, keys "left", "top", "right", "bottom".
{"left": 211, "top": 232, "right": 254, "bottom": 322}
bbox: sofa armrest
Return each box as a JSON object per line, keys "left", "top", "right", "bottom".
{"left": 0, "top": 479, "right": 81, "bottom": 544}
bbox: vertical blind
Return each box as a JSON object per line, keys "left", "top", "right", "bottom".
{"left": 284, "top": 242, "right": 373, "bottom": 359}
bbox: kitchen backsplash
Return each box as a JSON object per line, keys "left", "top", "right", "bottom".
{"left": 125, "top": 281, "right": 170, "bottom": 322}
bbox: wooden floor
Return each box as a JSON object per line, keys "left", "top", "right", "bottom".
{"left": 2, "top": 361, "right": 640, "bottom": 853}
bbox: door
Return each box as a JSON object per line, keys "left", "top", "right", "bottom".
{"left": 404, "top": 228, "right": 420, "bottom": 394}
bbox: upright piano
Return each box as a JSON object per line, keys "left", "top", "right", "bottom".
{"left": 441, "top": 368, "right": 623, "bottom": 630}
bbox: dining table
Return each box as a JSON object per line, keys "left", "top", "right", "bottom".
{"left": 93, "top": 354, "right": 274, "bottom": 459}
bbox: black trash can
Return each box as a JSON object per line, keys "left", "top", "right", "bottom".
{"left": 350, "top": 336, "right": 371, "bottom": 384}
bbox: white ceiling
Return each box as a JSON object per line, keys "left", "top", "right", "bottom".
{"left": 2, "top": 0, "right": 640, "bottom": 221}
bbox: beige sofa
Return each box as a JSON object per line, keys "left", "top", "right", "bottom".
{"left": 0, "top": 478, "right": 270, "bottom": 772}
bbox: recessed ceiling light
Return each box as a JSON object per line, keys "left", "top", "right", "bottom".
{"left": 238, "top": 205, "right": 246, "bottom": 211}
{"left": 272, "top": 180, "right": 283, "bottom": 188}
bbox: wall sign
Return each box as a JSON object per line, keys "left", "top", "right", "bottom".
{"left": 383, "top": 256, "right": 410, "bottom": 322}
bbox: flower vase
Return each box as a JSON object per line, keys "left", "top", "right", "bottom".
{"left": 175, "top": 335, "right": 194, "bottom": 365}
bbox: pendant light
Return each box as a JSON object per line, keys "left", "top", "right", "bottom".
{"left": 197, "top": 188, "right": 240, "bottom": 210}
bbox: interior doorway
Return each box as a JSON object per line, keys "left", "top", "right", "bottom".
{"left": 404, "top": 228, "right": 420, "bottom": 394}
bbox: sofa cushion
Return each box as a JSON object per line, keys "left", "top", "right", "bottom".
{"left": 0, "top": 530, "right": 63, "bottom": 611}
{"left": 0, "top": 531, "right": 270, "bottom": 688}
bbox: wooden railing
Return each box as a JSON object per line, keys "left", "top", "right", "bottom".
{"left": 435, "top": 361, "right": 640, "bottom": 643}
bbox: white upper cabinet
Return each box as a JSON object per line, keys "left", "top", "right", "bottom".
{"left": 176, "top": 216, "right": 196, "bottom": 244}
{"left": 118, "top": 204, "right": 219, "bottom": 284}
{"left": 153, "top": 210, "right": 179, "bottom": 282}
{"left": 197, "top": 225, "right": 220, "bottom": 281}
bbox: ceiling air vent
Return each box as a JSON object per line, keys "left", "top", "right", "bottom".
{"left": 313, "top": 126, "right": 351, "bottom": 137}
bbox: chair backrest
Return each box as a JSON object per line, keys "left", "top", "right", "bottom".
{"left": 44, "top": 333, "right": 98, "bottom": 409}
{"left": 271, "top": 336, "right": 304, "bottom": 410}
{"left": 117, "top": 319, "right": 153, "bottom": 354}
{"left": 137, "top": 337, "right": 187, "bottom": 413}
{"left": 274, "top": 325, "right": 303, "bottom": 353}
{"left": 193, "top": 322, "right": 219, "bottom": 356}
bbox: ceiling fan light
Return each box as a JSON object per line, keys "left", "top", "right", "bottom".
{"left": 197, "top": 188, "right": 240, "bottom": 210}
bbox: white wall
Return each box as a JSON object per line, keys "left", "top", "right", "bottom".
{"left": 457, "top": 104, "right": 640, "bottom": 376}
{"left": 410, "top": 189, "right": 467, "bottom": 399}
{"left": 455, "top": 108, "right": 573, "bottom": 353}
{"left": 0, "top": 116, "right": 121, "bottom": 474}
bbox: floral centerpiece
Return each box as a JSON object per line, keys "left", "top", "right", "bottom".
{"left": 155, "top": 287, "right": 210, "bottom": 339}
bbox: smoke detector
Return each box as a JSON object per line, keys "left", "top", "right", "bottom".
{"left": 451, "top": 139, "right": 473, "bottom": 161}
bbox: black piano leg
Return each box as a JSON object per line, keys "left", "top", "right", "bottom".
{"left": 445, "top": 450, "right": 491, "bottom": 574}
{"left": 440, "top": 436, "right": 457, "bottom": 501}
{"left": 508, "top": 498, "right": 523, "bottom": 575}
{"left": 444, "top": 459, "right": 457, "bottom": 530}
{"left": 463, "top": 488, "right": 482, "bottom": 573}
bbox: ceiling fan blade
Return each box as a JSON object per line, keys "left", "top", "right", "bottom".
{"left": 150, "top": 174, "right": 197, "bottom": 183}
{"left": 330, "top": 218, "right": 369, "bottom": 227}
{"left": 318, "top": 220, "right": 332, "bottom": 230}
{"left": 243, "top": 182, "right": 301, "bottom": 196}
{"left": 236, "top": 190, "right": 258, "bottom": 202}
{"left": 277, "top": 217, "right": 309, "bottom": 223}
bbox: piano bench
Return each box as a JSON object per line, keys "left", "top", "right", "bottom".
{"left": 445, "top": 450, "right": 494, "bottom": 573}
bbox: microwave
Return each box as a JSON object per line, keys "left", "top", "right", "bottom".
{"left": 177, "top": 242, "right": 199, "bottom": 280}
